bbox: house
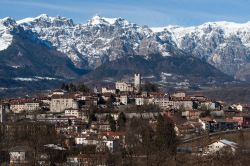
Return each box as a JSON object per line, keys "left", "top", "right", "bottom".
{"left": 10, "top": 101, "right": 26, "bottom": 113}
{"left": 120, "top": 95, "right": 128, "bottom": 105}
{"left": 175, "top": 122, "right": 202, "bottom": 137}
{"left": 37, "top": 115, "right": 82, "bottom": 125}
{"left": 65, "top": 109, "right": 89, "bottom": 122}
{"left": 65, "top": 108, "right": 80, "bottom": 118}
{"left": 200, "top": 101, "right": 216, "bottom": 110}
{"left": 90, "top": 121, "right": 111, "bottom": 132}
{"left": 37, "top": 153, "right": 50, "bottom": 166}
{"left": 214, "top": 118, "right": 238, "bottom": 131}
{"left": 115, "top": 81, "right": 134, "bottom": 92}
{"left": 172, "top": 92, "right": 186, "bottom": 98}
{"left": 67, "top": 154, "right": 107, "bottom": 166}
{"left": 190, "top": 94, "right": 207, "bottom": 101}
{"left": 101, "top": 87, "right": 116, "bottom": 94}
{"left": 233, "top": 115, "right": 250, "bottom": 128}
{"left": 149, "top": 93, "right": 173, "bottom": 108}
{"left": 49, "top": 89, "right": 65, "bottom": 96}
{"left": 75, "top": 135, "right": 99, "bottom": 145}
{"left": 135, "top": 97, "right": 145, "bottom": 106}
{"left": 39, "top": 97, "right": 51, "bottom": 105}
{"left": 104, "top": 131, "right": 126, "bottom": 141}
{"left": 242, "top": 116, "right": 250, "bottom": 128}
{"left": 171, "top": 98, "right": 193, "bottom": 110}
{"left": 236, "top": 104, "right": 243, "bottom": 111}
{"left": 9, "top": 146, "right": 33, "bottom": 165}
{"left": 97, "top": 139, "right": 120, "bottom": 152}
{"left": 203, "top": 139, "right": 238, "bottom": 155}
{"left": 182, "top": 110, "right": 200, "bottom": 120}
{"left": 10, "top": 100, "right": 41, "bottom": 113}
{"left": 50, "top": 95, "right": 78, "bottom": 112}
{"left": 199, "top": 117, "right": 217, "bottom": 131}
{"left": 24, "top": 102, "right": 40, "bottom": 111}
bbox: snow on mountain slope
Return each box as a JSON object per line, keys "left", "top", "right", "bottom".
{"left": 17, "top": 14, "right": 176, "bottom": 68}
{"left": 0, "top": 17, "right": 15, "bottom": 51}
{"left": 157, "top": 21, "right": 250, "bottom": 77}
{"left": 2, "top": 14, "right": 250, "bottom": 80}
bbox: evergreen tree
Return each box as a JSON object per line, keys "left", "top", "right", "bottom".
{"left": 88, "top": 107, "right": 97, "bottom": 124}
{"left": 64, "top": 84, "right": 69, "bottom": 91}
{"left": 155, "top": 114, "right": 177, "bottom": 155}
{"left": 61, "top": 83, "right": 66, "bottom": 90}
{"left": 107, "top": 114, "right": 116, "bottom": 132}
{"left": 78, "top": 84, "right": 90, "bottom": 93}
{"left": 68, "top": 119, "right": 72, "bottom": 126}
{"left": 69, "top": 83, "right": 77, "bottom": 92}
{"left": 141, "top": 81, "right": 159, "bottom": 92}
{"left": 117, "top": 112, "right": 126, "bottom": 131}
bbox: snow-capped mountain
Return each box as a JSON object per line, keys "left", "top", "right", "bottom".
{"left": 156, "top": 22, "right": 250, "bottom": 79}
{"left": 1, "top": 14, "right": 250, "bottom": 81}
{"left": 0, "top": 16, "right": 89, "bottom": 94}
{"left": 0, "top": 17, "right": 15, "bottom": 51}
{"left": 16, "top": 14, "right": 178, "bottom": 69}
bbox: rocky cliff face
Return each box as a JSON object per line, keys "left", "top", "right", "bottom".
{"left": 1, "top": 14, "right": 250, "bottom": 81}
{"left": 160, "top": 22, "right": 250, "bottom": 79}
{"left": 16, "top": 14, "right": 180, "bottom": 69}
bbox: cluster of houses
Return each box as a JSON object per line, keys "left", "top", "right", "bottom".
{"left": 1, "top": 73, "right": 250, "bottom": 165}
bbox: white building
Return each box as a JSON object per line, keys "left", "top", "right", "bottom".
{"left": 101, "top": 87, "right": 116, "bottom": 94}
{"left": 50, "top": 96, "right": 78, "bottom": 112}
{"left": 101, "top": 139, "right": 119, "bottom": 152}
{"left": 115, "top": 82, "right": 134, "bottom": 92}
{"left": 200, "top": 101, "right": 216, "bottom": 110}
{"left": 153, "top": 97, "right": 173, "bottom": 108}
{"left": 172, "top": 92, "right": 186, "bottom": 98}
{"left": 135, "top": 97, "right": 145, "bottom": 106}
{"left": 172, "top": 100, "right": 193, "bottom": 110}
{"left": 9, "top": 146, "right": 32, "bottom": 165}
{"left": 65, "top": 108, "right": 79, "bottom": 117}
{"left": 236, "top": 104, "right": 243, "bottom": 111}
{"left": 203, "top": 139, "right": 238, "bottom": 155}
{"left": 50, "top": 89, "right": 65, "bottom": 96}
{"left": 75, "top": 136, "right": 99, "bottom": 145}
{"left": 10, "top": 101, "right": 40, "bottom": 113}
{"left": 24, "top": 102, "right": 40, "bottom": 111}
{"left": 10, "top": 102, "right": 26, "bottom": 113}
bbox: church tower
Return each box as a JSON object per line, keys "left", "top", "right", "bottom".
{"left": 134, "top": 73, "right": 141, "bottom": 91}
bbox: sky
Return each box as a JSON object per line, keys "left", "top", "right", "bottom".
{"left": 0, "top": 0, "right": 250, "bottom": 27}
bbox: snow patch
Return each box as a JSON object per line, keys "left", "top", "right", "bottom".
{"left": 34, "top": 76, "right": 58, "bottom": 80}
{"left": 13, "top": 77, "right": 39, "bottom": 82}
{"left": 13, "top": 76, "right": 59, "bottom": 82}
{"left": 102, "top": 17, "right": 117, "bottom": 24}
{"left": 17, "top": 17, "right": 35, "bottom": 25}
{"left": 11, "top": 65, "right": 22, "bottom": 69}
{"left": 161, "top": 72, "right": 172, "bottom": 77}
{"left": 150, "top": 27, "right": 168, "bottom": 33}
{"left": 0, "top": 20, "right": 13, "bottom": 51}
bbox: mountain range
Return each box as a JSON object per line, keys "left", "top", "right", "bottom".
{"left": 1, "top": 14, "right": 250, "bottom": 94}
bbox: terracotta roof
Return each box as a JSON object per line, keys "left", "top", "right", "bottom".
{"left": 51, "top": 95, "right": 76, "bottom": 99}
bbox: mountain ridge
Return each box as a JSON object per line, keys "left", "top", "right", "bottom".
{"left": 1, "top": 14, "right": 250, "bottom": 81}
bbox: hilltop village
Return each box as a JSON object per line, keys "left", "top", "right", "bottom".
{"left": 1, "top": 74, "right": 250, "bottom": 165}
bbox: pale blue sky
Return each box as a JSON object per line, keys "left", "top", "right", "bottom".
{"left": 0, "top": 0, "right": 250, "bottom": 26}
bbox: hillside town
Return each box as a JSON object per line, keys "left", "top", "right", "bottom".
{"left": 1, "top": 74, "right": 250, "bottom": 165}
